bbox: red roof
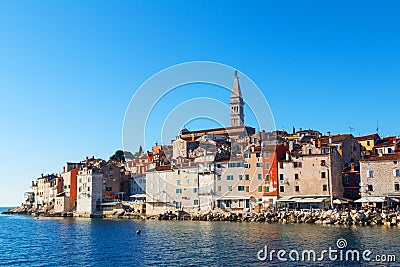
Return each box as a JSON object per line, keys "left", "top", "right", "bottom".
{"left": 355, "top": 134, "right": 380, "bottom": 141}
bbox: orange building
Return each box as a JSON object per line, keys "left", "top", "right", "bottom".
{"left": 262, "top": 144, "right": 288, "bottom": 207}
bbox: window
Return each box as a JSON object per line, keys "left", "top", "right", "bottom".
{"left": 193, "top": 188, "right": 198, "bottom": 193}
{"left": 322, "top": 148, "right": 330, "bottom": 154}
{"left": 244, "top": 163, "right": 250, "bottom": 168}
{"left": 176, "top": 188, "right": 182, "bottom": 194}
{"left": 265, "top": 163, "right": 270, "bottom": 170}
{"left": 323, "top": 185, "right": 328, "bottom": 191}
{"left": 279, "top": 186, "right": 284, "bottom": 192}
{"left": 245, "top": 174, "right": 250, "bottom": 180}
{"left": 256, "top": 162, "right": 263, "bottom": 167}
{"left": 395, "top": 183, "right": 400, "bottom": 191}
{"left": 106, "top": 186, "right": 112, "bottom": 192}
{"left": 343, "top": 176, "right": 351, "bottom": 184}
{"left": 258, "top": 174, "right": 262, "bottom": 180}
{"left": 186, "top": 178, "right": 190, "bottom": 184}
{"left": 256, "top": 152, "right": 261, "bottom": 158}
{"left": 279, "top": 162, "right": 284, "bottom": 169}
{"left": 367, "top": 141, "right": 371, "bottom": 146}
{"left": 246, "top": 186, "right": 249, "bottom": 192}
{"left": 217, "top": 175, "right": 221, "bottom": 180}
{"left": 367, "top": 184, "right": 373, "bottom": 191}
{"left": 238, "top": 186, "right": 245, "bottom": 191}
{"left": 265, "top": 174, "right": 270, "bottom": 181}
{"left": 295, "top": 186, "right": 299, "bottom": 192}
{"left": 265, "top": 152, "right": 269, "bottom": 158}
{"left": 217, "top": 186, "right": 221, "bottom": 192}
{"left": 228, "top": 186, "right": 232, "bottom": 191}
{"left": 239, "top": 175, "right": 243, "bottom": 180}
{"left": 109, "top": 170, "right": 113, "bottom": 176}
{"left": 244, "top": 153, "right": 250, "bottom": 158}
{"left": 87, "top": 187, "right": 90, "bottom": 192}
{"left": 177, "top": 179, "right": 181, "bottom": 185}
{"left": 394, "top": 169, "right": 400, "bottom": 177}
{"left": 295, "top": 174, "right": 299, "bottom": 180}
{"left": 367, "top": 170, "right": 374, "bottom": 178}
{"left": 279, "top": 174, "right": 284, "bottom": 181}
{"left": 321, "top": 172, "right": 326, "bottom": 178}
{"left": 216, "top": 164, "right": 221, "bottom": 168}
{"left": 320, "top": 160, "right": 326, "bottom": 166}
{"left": 227, "top": 175, "right": 234, "bottom": 181}
{"left": 194, "top": 178, "right": 198, "bottom": 184}
{"left": 265, "top": 186, "right": 269, "bottom": 192}
{"left": 293, "top": 162, "right": 302, "bottom": 168}
{"left": 194, "top": 200, "right": 199, "bottom": 206}
{"left": 308, "top": 149, "right": 312, "bottom": 155}
{"left": 258, "top": 186, "right": 262, "bottom": 192}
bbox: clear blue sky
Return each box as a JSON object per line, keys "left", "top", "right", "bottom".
{"left": 0, "top": 1, "right": 399, "bottom": 206}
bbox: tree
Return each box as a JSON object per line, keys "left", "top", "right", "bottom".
{"left": 109, "top": 150, "right": 125, "bottom": 163}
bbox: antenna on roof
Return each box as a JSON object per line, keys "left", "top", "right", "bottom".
{"left": 349, "top": 127, "right": 354, "bottom": 133}
{"left": 376, "top": 120, "right": 379, "bottom": 134}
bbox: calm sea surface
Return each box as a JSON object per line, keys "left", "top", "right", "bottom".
{"left": 1, "top": 207, "right": 399, "bottom": 267}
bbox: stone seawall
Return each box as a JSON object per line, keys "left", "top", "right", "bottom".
{"left": 155, "top": 209, "right": 400, "bottom": 227}
{"left": 4, "top": 206, "right": 400, "bottom": 227}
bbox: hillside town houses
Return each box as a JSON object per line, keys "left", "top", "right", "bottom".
{"left": 22, "top": 72, "right": 400, "bottom": 217}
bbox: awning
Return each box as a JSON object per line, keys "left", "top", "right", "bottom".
{"left": 333, "top": 197, "right": 353, "bottom": 205}
{"left": 294, "top": 197, "right": 328, "bottom": 203}
{"left": 101, "top": 202, "right": 122, "bottom": 206}
{"left": 277, "top": 196, "right": 329, "bottom": 203}
{"left": 216, "top": 196, "right": 250, "bottom": 200}
{"left": 277, "top": 196, "right": 295, "bottom": 202}
{"left": 355, "top": 197, "right": 386, "bottom": 203}
{"left": 130, "top": 194, "right": 147, "bottom": 198}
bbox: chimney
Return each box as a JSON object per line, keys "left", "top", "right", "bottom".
{"left": 191, "top": 134, "right": 195, "bottom": 142}
{"left": 328, "top": 131, "right": 332, "bottom": 144}
{"left": 286, "top": 152, "right": 290, "bottom": 161}
{"left": 351, "top": 163, "right": 355, "bottom": 171}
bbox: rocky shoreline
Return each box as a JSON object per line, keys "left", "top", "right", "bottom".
{"left": 4, "top": 206, "right": 400, "bottom": 226}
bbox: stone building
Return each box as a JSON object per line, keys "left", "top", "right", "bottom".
{"left": 100, "top": 162, "right": 131, "bottom": 202}
{"left": 358, "top": 153, "right": 400, "bottom": 208}
{"left": 145, "top": 165, "right": 200, "bottom": 215}
{"left": 75, "top": 166, "right": 103, "bottom": 216}
{"left": 320, "top": 133, "right": 361, "bottom": 165}
{"left": 277, "top": 141, "right": 344, "bottom": 209}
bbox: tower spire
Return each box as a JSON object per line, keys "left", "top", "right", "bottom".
{"left": 230, "top": 70, "right": 244, "bottom": 127}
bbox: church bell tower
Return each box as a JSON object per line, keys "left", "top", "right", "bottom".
{"left": 230, "top": 70, "right": 244, "bottom": 127}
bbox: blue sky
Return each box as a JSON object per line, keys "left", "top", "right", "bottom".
{"left": 0, "top": 1, "right": 399, "bottom": 206}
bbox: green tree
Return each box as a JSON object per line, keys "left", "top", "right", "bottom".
{"left": 109, "top": 150, "right": 126, "bottom": 162}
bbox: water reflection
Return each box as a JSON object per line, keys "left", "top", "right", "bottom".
{"left": 0, "top": 209, "right": 399, "bottom": 267}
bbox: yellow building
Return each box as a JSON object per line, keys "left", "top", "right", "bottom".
{"left": 356, "top": 134, "right": 381, "bottom": 155}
